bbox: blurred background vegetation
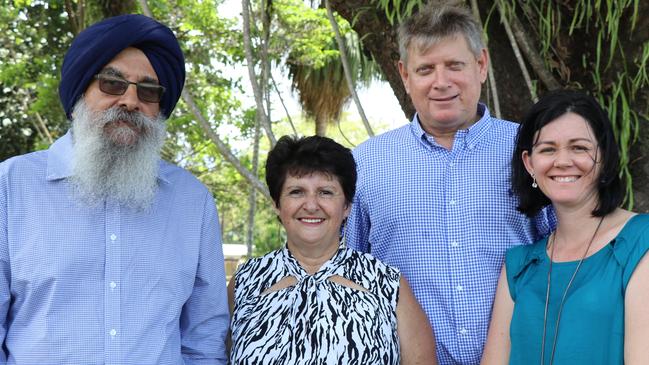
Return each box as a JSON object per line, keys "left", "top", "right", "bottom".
{"left": 1, "top": 0, "right": 647, "bottom": 258}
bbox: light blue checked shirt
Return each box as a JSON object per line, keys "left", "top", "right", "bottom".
{"left": 345, "top": 105, "right": 553, "bottom": 365}
{"left": 0, "top": 131, "right": 229, "bottom": 365}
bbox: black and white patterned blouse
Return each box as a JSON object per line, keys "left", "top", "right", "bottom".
{"left": 229, "top": 245, "right": 401, "bottom": 364}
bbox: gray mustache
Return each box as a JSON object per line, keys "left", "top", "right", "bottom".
{"left": 99, "top": 107, "right": 154, "bottom": 130}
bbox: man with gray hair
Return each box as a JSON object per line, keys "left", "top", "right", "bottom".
{"left": 0, "top": 14, "right": 229, "bottom": 364}
{"left": 345, "top": 3, "right": 552, "bottom": 364}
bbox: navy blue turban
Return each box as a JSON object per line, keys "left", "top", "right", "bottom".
{"left": 59, "top": 14, "right": 185, "bottom": 119}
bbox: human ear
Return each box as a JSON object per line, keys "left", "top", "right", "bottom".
{"left": 522, "top": 150, "right": 534, "bottom": 176}
{"left": 272, "top": 202, "right": 280, "bottom": 215}
{"left": 477, "top": 48, "right": 488, "bottom": 83}
{"left": 398, "top": 60, "right": 411, "bottom": 94}
{"left": 343, "top": 202, "right": 351, "bottom": 218}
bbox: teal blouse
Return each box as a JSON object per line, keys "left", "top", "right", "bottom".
{"left": 506, "top": 214, "right": 649, "bottom": 365}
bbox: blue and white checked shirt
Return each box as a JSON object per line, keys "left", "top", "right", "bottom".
{"left": 345, "top": 105, "right": 553, "bottom": 365}
{"left": 0, "top": 131, "right": 229, "bottom": 365}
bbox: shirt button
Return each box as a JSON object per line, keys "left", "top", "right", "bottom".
{"left": 451, "top": 241, "right": 459, "bottom": 248}
{"left": 449, "top": 200, "right": 456, "bottom": 205}
{"left": 459, "top": 328, "right": 468, "bottom": 335}
{"left": 110, "top": 282, "right": 117, "bottom": 289}
{"left": 456, "top": 285, "right": 463, "bottom": 291}
{"left": 110, "top": 234, "right": 117, "bottom": 241}
{"left": 449, "top": 162, "right": 455, "bottom": 167}
{"left": 110, "top": 329, "right": 117, "bottom": 336}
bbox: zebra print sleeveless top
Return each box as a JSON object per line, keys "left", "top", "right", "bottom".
{"left": 229, "top": 245, "right": 401, "bottom": 364}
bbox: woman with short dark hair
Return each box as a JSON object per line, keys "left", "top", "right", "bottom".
{"left": 482, "top": 90, "right": 649, "bottom": 364}
{"left": 228, "top": 135, "right": 437, "bottom": 364}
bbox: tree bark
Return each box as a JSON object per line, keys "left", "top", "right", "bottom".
{"left": 315, "top": 116, "right": 328, "bottom": 136}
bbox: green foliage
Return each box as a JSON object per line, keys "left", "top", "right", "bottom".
{"left": 277, "top": 1, "right": 380, "bottom": 133}
{"left": 272, "top": 0, "right": 341, "bottom": 68}
{"left": 145, "top": 0, "right": 286, "bottom": 249}
{"left": 0, "top": 1, "right": 73, "bottom": 160}
{"left": 370, "top": 0, "right": 424, "bottom": 25}
{"left": 508, "top": 0, "right": 648, "bottom": 208}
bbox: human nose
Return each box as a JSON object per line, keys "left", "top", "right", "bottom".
{"left": 118, "top": 83, "right": 140, "bottom": 111}
{"left": 553, "top": 147, "right": 574, "bottom": 167}
{"left": 432, "top": 68, "right": 450, "bottom": 89}
{"left": 301, "top": 193, "right": 321, "bottom": 211}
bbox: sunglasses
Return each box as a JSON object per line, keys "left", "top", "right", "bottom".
{"left": 94, "top": 74, "right": 165, "bottom": 103}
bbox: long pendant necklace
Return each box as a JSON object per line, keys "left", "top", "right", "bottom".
{"left": 539, "top": 216, "right": 605, "bottom": 365}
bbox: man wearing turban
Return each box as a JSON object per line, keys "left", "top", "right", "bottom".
{"left": 0, "top": 14, "right": 229, "bottom": 364}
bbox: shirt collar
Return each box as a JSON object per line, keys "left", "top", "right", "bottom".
{"left": 46, "top": 130, "right": 75, "bottom": 181}
{"left": 45, "top": 129, "right": 171, "bottom": 184}
{"left": 410, "top": 103, "right": 494, "bottom": 150}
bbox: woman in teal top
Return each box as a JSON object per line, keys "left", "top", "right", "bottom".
{"left": 481, "top": 90, "right": 649, "bottom": 365}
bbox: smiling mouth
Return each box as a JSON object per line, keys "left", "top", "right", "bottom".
{"left": 552, "top": 176, "right": 579, "bottom": 182}
{"left": 431, "top": 94, "right": 458, "bottom": 102}
{"left": 299, "top": 218, "right": 324, "bottom": 223}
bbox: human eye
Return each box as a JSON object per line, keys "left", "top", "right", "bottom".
{"left": 448, "top": 61, "right": 465, "bottom": 71}
{"left": 139, "top": 81, "right": 160, "bottom": 89}
{"left": 416, "top": 65, "right": 433, "bottom": 75}
{"left": 103, "top": 76, "right": 126, "bottom": 86}
{"left": 318, "top": 189, "right": 335, "bottom": 198}
{"left": 571, "top": 144, "right": 591, "bottom": 153}
{"left": 286, "top": 188, "right": 304, "bottom": 197}
{"left": 99, "top": 75, "right": 126, "bottom": 85}
{"left": 138, "top": 82, "right": 164, "bottom": 101}
{"left": 536, "top": 146, "right": 555, "bottom": 154}
{"left": 97, "top": 75, "right": 128, "bottom": 94}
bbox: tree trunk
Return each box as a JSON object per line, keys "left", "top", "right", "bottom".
{"left": 315, "top": 116, "right": 328, "bottom": 136}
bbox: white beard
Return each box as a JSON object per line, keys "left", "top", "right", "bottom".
{"left": 69, "top": 99, "right": 167, "bottom": 210}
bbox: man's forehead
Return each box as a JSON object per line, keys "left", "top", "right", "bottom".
{"left": 411, "top": 33, "right": 469, "bottom": 55}
{"left": 100, "top": 47, "right": 159, "bottom": 81}
{"left": 99, "top": 66, "right": 158, "bottom": 83}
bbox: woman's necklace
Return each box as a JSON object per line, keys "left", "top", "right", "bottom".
{"left": 540, "top": 215, "right": 605, "bottom": 365}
